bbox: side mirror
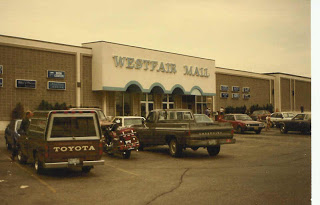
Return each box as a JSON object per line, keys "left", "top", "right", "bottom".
{"left": 115, "top": 119, "right": 120, "bottom": 124}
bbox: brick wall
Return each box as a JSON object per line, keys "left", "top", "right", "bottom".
{"left": 81, "top": 55, "right": 102, "bottom": 108}
{"left": 0, "top": 44, "right": 76, "bottom": 121}
{"left": 281, "top": 78, "right": 291, "bottom": 111}
{"left": 216, "top": 73, "right": 272, "bottom": 112}
{"left": 295, "top": 80, "right": 311, "bottom": 112}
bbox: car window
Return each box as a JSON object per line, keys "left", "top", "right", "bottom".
{"left": 124, "top": 118, "right": 143, "bottom": 126}
{"left": 96, "top": 110, "right": 107, "bottom": 121}
{"left": 283, "top": 113, "right": 294, "bottom": 118}
{"left": 235, "top": 115, "right": 252, "bottom": 121}
{"left": 194, "top": 115, "right": 213, "bottom": 123}
{"left": 146, "top": 112, "right": 156, "bottom": 123}
{"left": 305, "top": 114, "right": 311, "bottom": 120}
{"left": 50, "top": 116, "right": 97, "bottom": 138}
{"left": 293, "top": 114, "right": 304, "bottom": 120}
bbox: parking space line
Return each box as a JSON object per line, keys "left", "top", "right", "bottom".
{"left": 104, "top": 163, "right": 139, "bottom": 176}
{"left": 1, "top": 150, "right": 56, "bottom": 193}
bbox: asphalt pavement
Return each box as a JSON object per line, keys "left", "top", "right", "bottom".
{"left": 0, "top": 128, "right": 311, "bottom": 205}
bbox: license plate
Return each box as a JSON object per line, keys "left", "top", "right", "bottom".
{"left": 208, "top": 140, "right": 217, "bottom": 145}
{"left": 68, "top": 158, "right": 80, "bottom": 165}
{"left": 125, "top": 140, "right": 132, "bottom": 144}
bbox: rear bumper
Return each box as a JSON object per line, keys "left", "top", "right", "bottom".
{"left": 186, "top": 138, "right": 236, "bottom": 147}
{"left": 43, "top": 160, "right": 105, "bottom": 169}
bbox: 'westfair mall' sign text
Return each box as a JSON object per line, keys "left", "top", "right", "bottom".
{"left": 113, "top": 56, "right": 210, "bottom": 77}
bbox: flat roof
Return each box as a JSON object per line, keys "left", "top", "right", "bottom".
{"left": 82, "top": 41, "right": 215, "bottom": 62}
{"left": 264, "top": 72, "right": 311, "bottom": 79}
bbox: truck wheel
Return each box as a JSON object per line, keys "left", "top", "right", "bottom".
{"left": 255, "top": 129, "right": 261, "bottom": 134}
{"left": 138, "top": 142, "right": 144, "bottom": 151}
{"left": 169, "top": 138, "right": 182, "bottom": 157}
{"left": 5, "top": 138, "right": 12, "bottom": 150}
{"left": 237, "top": 126, "right": 244, "bottom": 134}
{"left": 34, "top": 155, "right": 44, "bottom": 174}
{"left": 280, "top": 124, "right": 288, "bottom": 134}
{"left": 17, "top": 148, "right": 27, "bottom": 164}
{"left": 82, "top": 166, "right": 92, "bottom": 173}
{"left": 122, "top": 150, "right": 131, "bottom": 159}
{"left": 207, "top": 146, "right": 220, "bottom": 156}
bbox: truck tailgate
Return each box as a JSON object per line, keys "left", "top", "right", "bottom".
{"left": 189, "top": 122, "right": 234, "bottom": 139}
{"left": 46, "top": 140, "right": 103, "bottom": 163}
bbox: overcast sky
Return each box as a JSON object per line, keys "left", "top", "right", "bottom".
{"left": 0, "top": 0, "right": 311, "bottom": 77}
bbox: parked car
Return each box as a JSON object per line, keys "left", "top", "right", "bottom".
{"left": 270, "top": 112, "right": 295, "bottom": 127}
{"left": 4, "top": 119, "right": 22, "bottom": 150}
{"left": 221, "top": 114, "right": 265, "bottom": 134}
{"left": 17, "top": 110, "right": 104, "bottom": 174}
{"left": 250, "top": 110, "right": 271, "bottom": 121}
{"left": 194, "top": 114, "right": 214, "bottom": 124}
{"left": 134, "top": 109, "right": 235, "bottom": 157}
{"left": 279, "top": 113, "right": 311, "bottom": 134}
{"left": 69, "top": 108, "right": 110, "bottom": 131}
{"left": 112, "top": 116, "right": 146, "bottom": 128}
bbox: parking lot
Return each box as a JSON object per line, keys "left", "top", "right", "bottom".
{"left": 0, "top": 128, "right": 311, "bottom": 205}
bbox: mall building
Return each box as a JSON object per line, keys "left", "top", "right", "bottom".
{"left": 0, "top": 35, "right": 311, "bottom": 130}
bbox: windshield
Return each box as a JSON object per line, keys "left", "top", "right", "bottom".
{"left": 194, "top": 115, "right": 213, "bottom": 123}
{"left": 283, "top": 113, "right": 294, "bottom": 118}
{"left": 124, "top": 118, "right": 143, "bottom": 127}
{"left": 235, "top": 115, "right": 252, "bottom": 121}
{"left": 97, "top": 110, "right": 107, "bottom": 121}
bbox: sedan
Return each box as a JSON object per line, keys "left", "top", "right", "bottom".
{"left": 279, "top": 113, "right": 311, "bottom": 134}
{"left": 270, "top": 112, "right": 295, "bottom": 127}
{"left": 4, "top": 119, "right": 22, "bottom": 150}
{"left": 112, "top": 116, "right": 146, "bottom": 128}
{"left": 221, "top": 114, "right": 265, "bottom": 134}
{"left": 250, "top": 110, "right": 271, "bottom": 121}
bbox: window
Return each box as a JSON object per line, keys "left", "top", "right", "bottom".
{"left": 162, "top": 94, "right": 174, "bottom": 109}
{"left": 141, "top": 94, "right": 154, "bottom": 118}
{"left": 116, "top": 92, "right": 132, "bottom": 116}
{"left": 196, "top": 96, "right": 211, "bottom": 114}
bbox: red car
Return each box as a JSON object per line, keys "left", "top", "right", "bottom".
{"left": 220, "top": 114, "right": 265, "bottom": 134}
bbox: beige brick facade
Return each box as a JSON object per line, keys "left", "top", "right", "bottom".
{"left": 280, "top": 78, "right": 291, "bottom": 111}
{"left": 215, "top": 73, "right": 272, "bottom": 112}
{"left": 0, "top": 44, "right": 77, "bottom": 121}
{"left": 295, "top": 80, "right": 311, "bottom": 112}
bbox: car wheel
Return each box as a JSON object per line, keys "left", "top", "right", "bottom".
{"left": 122, "top": 150, "right": 131, "bottom": 159}
{"left": 34, "top": 155, "right": 44, "bottom": 174}
{"left": 207, "top": 146, "right": 220, "bottom": 156}
{"left": 255, "top": 129, "right": 262, "bottom": 134}
{"left": 169, "top": 138, "right": 182, "bottom": 157}
{"left": 17, "top": 148, "right": 27, "bottom": 164}
{"left": 237, "top": 126, "right": 244, "bottom": 134}
{"left": 82, "top": 166, "right": 92, "bottom": 173}
{"left": 280, "top": 124, "right": 288, "bottom": 134}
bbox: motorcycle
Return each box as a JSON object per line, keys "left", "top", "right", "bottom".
{"left": 103, "top": 122, "right": 140, "bottom": 159}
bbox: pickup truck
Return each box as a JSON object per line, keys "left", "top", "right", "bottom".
{"left": 134, "top": 109, "right": 235, "bottom": 157}
{"left": 16, "top": 110, "right": 105, "bottom": 174}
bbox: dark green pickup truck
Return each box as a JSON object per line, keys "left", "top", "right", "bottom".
{"left": 134, "top": 109, "right": 236, "bottom": 157}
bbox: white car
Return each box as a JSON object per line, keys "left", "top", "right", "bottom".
{"left": 270, "top": 112, "right": 295, "bottom": 127}
{"left": 112, "top": 116, "right": 146, "bottom": 128}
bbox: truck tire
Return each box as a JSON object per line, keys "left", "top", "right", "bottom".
{"left": 5, "top": 138, "right": 12, "bottom": 150}
{"left": 280, "top": 124, "right": 288, "bottom": 134}
{"left": 17, "top": 148, "right": 27, "bottom": 164}
{"left": 255, "top": 129, "right": 262, "bottom": 134}
{"left": 169, "top": 138, "right": 182, "bottom": 157}
{"left": 34, "top": 155, "right": 44, "bottom": 174}
{"left": 82, "top": 166, "right": 92, "bottom": 173}
{"left": 207, "top": 146, "right": 220, "bottom": 156}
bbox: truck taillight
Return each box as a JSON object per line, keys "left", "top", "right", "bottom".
{"left": 99, "top": 142, "right": 103, "bottom": 156}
